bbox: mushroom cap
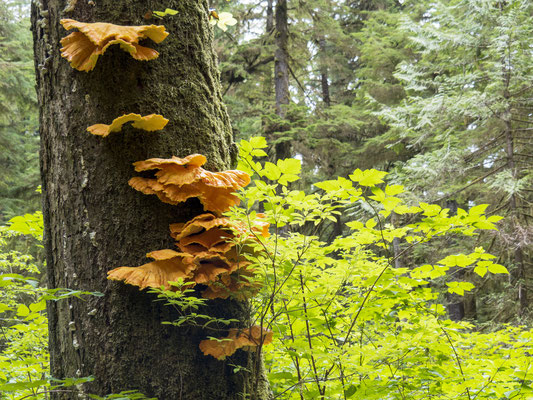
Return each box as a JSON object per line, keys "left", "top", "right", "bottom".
{"left": 129, "top": 177, "right": 212, "bottom": 206}
{"left": 129, "top": 156, "right": 251, "bottom": 213}
{"left": 169, "top": 213, "right": 226, "bottom": 240}
{"left": 134, "top": 154, "right": 207, "bottom": 171}
{"left": 146, "top": 249, "right": 186, "bottom": 260}
{"left": 107, "top": 250, "right": 194, "bottom": 290}
{"left": 61, "top": 19, "right": 169, "bottom": 45}
{"left": 100, "top": 39, "right": 159, "bottom": 61}
{"left": 170, "top": 213, "right": 269, "bottom": 242}
{"left": 134, "top": 155, "right": 207, "bottom": 186}
{"left": 186, "top": 182, "right": 242, "bottom": 213}
{"left": 177, "top": 227, "right": 235, "bottom": 254}
{"left": 170, "top": 213, "right": 269, "bottom": 255}
{"left": 60, "top": 19, "right": 168, "bottom": 71}
{"left": 201, "top": 265, "right": 258, "bottom": 300}
{"left": 199, "top": 326, "right": 273, "bottom": 360}
{"left": 87, "top": 113, "right": 169, "bottom": 137}
{"left": 128, "top": 177, "right": 181, "bottom": 205}
{"left": 186, "top": 252, "right": 248, "bottom": 284}
{"left": 198, "top": 169, "right": 251, "bottom": 190}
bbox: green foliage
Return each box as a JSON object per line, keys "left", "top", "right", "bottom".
{"left": 151, "top": 8, "right": 178, "bottom": 19}
{"left": 0, "top": 212, "right": 48, "bottom": 399}
{"left": 88, "top": 390, "right": 156, "bottom": 400}
{"left": 0, "top": 213, "right": 106, "bottom": 399}
{"left": 2, "top": 0, "right": 532, "bottom": 396}
{"left": 149, "top": 280, "right": 239, "bottom": 329}
{"left": 0, "top": 0, "right": 40, "bottom": 223}
{"left": 2, "top": 211, "right": 44, "bottom": 241}
{"left": 229, "top": 137, "right": 532, "bottom": 399}
{"left": 216, "top": 0, "right": 533, "bottom": 322}
{"left": 368, "top": 0, "right": 533, "bottom": 320}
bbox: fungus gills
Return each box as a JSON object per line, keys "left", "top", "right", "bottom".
{"left": 60, "top": 19, "right": 169, "bottom": 71}
{"left": 128, "top": 155, "right": 251, "bottom": 213}
{"left": 199, "top": 326, "right": 273, "bottom": 360}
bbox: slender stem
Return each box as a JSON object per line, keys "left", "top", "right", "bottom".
{"left": 299, "top": 272, "right": 324, "bottom": 397}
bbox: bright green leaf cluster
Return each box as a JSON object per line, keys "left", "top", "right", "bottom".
{"left": 226, "top": 137, "right": 532, "bottom": 400}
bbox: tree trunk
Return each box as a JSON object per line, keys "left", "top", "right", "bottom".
{"left": 31, "top": 1, "right": 270, "bottom": 399}
{"left": 274, "top": 0, "right": 289, "bottom": 118}
{"left": 263, "top": 0, "right": 275, "bottom": 100}
{"left": 504, "top": 112, "right": 528, "bottom": 315}
{"left": 266, "top": 0, "right": 274, "bottom": 35}
{"left": 317, "top": 38, "right": 330, "bottom": 107}
{"left": 271, "top": 0, "right": 291, "bottom": 161}
{"left": 501, "top": 49, "right": 528, "bottom": 316}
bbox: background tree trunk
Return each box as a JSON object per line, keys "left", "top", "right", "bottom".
{"left": 266, "top": 0, "right": 274, "bottom": 34}
{"left": 317, "top": 37, "right": 330, "bottom": 107}
{"left": 274, "top": 0, "right": 289, "bottom": 118}
{"left": 271, "top": 0, "right": 291, "bottom": 161}
{"left": 31, "top": 0, "right": 270, "bottom": 398}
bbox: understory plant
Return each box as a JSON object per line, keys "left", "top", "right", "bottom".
{"left": 2, "top": 138, "right": 532, "bottom": 399}
{"left": 228, "top": 137, "right": 533, "bottom": 399}
{"left": 0, "top": 214, "right": 150, "bottom": 399}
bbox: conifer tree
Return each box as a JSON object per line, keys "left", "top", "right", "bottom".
{"left": 0, "top": 0, "right": 39, "bottom": 222}
{"left": 373, "top": 0, "right": 533, "bottom": 319}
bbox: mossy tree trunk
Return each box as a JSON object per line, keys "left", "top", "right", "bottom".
{"left": 31, "top": 0, "right": 270, "bottom": 398}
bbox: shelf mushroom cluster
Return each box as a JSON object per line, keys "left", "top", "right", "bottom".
{"left": 60, "top": 19, "right": 169, "bottom": 71}
{"left": 128, "top": 154, "right": 251, "bottom": 212}
{"left": 108, "top": 210, "right": 269, "bottom": 300}
{"left": 199, "top": 325, "right": 273, "bottom": 360}
{"left": 63, "top": 17, "right": 272, "bottom": 359}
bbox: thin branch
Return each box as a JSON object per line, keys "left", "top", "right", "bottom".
{"left": 434, "top": 164, "right": 505, "bottom": 203}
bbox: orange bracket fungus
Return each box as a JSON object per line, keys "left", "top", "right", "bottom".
{"left": 186, "top": 252, "right": 248, "bottom": 284}
{"left": 201, "top": 266, "right": 259, "bottom": 300}
{"left": 62, "top": 13, "right": 272, "bottom": 360}
{"left": 60, "top": 19, "right": 169, "bottom": 72}
{"left": 169, "top": 213, "right": 270, "bottom": 254}
{"left": 199, "top": 326, "right": 273, "bottom": 360}
{"left": 87, "top": 113, "right": 169, "bottom": 137}
{"left": 107, "top": 249, "right": 195, "bottom": 290}
{"left": 170, "top": 213, "right": 237, "bottom": 254}
{"left": 128, "top": 154, "right": 251, "bottom": 213}
{"left": 178, "top": 227, "right": 236, "bottom": 255}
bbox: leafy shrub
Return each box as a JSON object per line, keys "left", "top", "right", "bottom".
{"left": 230, "top": 137, "right": 533, "bottom": 399}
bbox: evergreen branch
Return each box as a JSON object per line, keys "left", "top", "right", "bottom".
{"left": 434, "top": 164, "right": 506, "bottom": 203}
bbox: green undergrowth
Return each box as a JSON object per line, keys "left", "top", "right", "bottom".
{"left": 1, "top": 138, "right": 532, "bottom": 399}
{"left": 0, "top": 215, "right": 150, "bottom": 399}
{"left": 226, "top": 137, "right": 533, "bottom": 399}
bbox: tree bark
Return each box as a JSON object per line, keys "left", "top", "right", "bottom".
{"left": 501, "top": 48, "right": 528, "bottom": 316}
{"left": 274, "top": 0, "right": 289, "bottom": 118}
{"left": 266, "top": 0, "right": 274, "bottom": 35}
{"left": 271, "top": 0, "right": 291, "bottom": 161}
{"left": 317, "top": 38, "right": 330, "bottom": 107}
{"left": 504, "top": 108, "right": 527, "bottom": 315}
{"left": 31, "top": 0, "right": 270, "bottom": 399}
